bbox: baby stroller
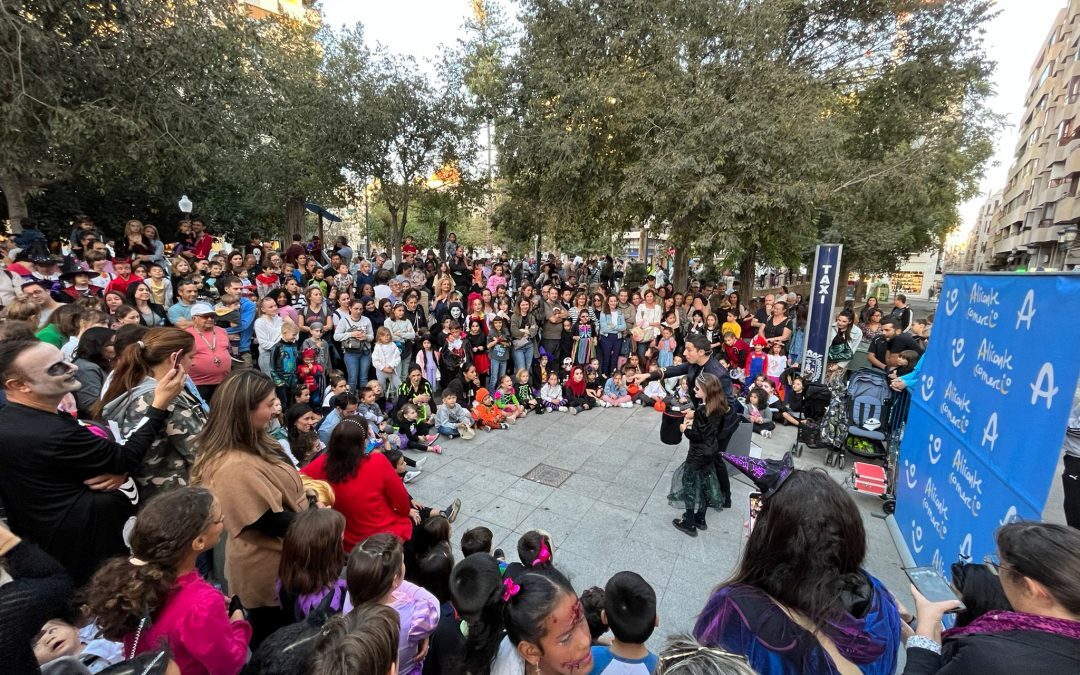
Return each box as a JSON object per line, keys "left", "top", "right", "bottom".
{"left": 823, "top": 368, "right": 892, "bottom": 470}
{"left": 789, "top": 381, "right": 832, "bottom": 458}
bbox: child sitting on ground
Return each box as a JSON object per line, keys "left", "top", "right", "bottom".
{"left": 747, "top": 387, "right": 775, "bottom": 438}
{"left": 503, "top": 530, "right": 553, "bottom": 581}
{"left": 564, "top": 365, "right": 596, "bottom": 414}
{"left": 638, "top": 376, "right": 667, "bottom": 408}
{"left": 472, "top": 388, "right": 509, "bottom": 431}
{"left": 585, "top": 367, "right": 604, "bottom": 401}
{"left": 494, "top": 374, "right": 526, "bottom": 422}
{"left": 397, "top": 402, "right": 443, "bottom": 454}
{"left": 624, "top": 365, "right": 643, "bottom": 402}
{"left": 600, "top": 370, "right": 634, "bottom": 408}
{"left": 433, "top": 389, "right": 475, "bottom": 439}
{"left": 591, "top": 571, "right": 659, "bottom": 674}
{"left": 514, "top": 367, "right": 543, "bottom": 414}
{"left": 460, "top": 525, "right": 507, "bottom": 569}
{"left": 540, "top": 371, "right": 568, "bottom": 412}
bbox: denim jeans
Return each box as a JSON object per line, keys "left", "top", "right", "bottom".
{"left": 512, "top": 342, "right": 534, "bottom": 374}
{"left": 343, "top": 350, "right": 371, "bottom": 392}
{"left": 437, "top": 424, "right": 460, "bottom": 436}
{"left": 488, "top": 358, "right": 508, "bottom": 391}
{"left": 598, "top": 334, "right": 622, "bottom": 376}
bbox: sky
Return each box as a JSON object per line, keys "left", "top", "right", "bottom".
{"left": 319, "top": 0, "right": 1067, "bottom": 242}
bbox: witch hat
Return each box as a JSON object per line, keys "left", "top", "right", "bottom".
{"left": 722, "top": 452, "right": 795, "bottom": 499}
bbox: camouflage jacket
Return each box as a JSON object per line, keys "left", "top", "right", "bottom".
{"left": 100, "top": 378, "right": 208, "bottom": 503}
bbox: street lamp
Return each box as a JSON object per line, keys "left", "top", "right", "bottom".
{"left": 643, "top": 221, "right": 651, "bottom": 263}
{"left": 178, "top": 195, "right": 193, "bottom": 222}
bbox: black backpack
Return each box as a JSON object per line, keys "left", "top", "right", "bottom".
{"left": 241, "top": 591, "right": 340, "bottom": 675}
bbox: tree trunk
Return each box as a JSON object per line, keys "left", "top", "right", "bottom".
{"left": 669, "top": 215, "right": 694, "bottom": 292}
{"left": 0, "top": 172, "right": 31, "bottom": 231}
{"left": 738, "top": 245, "right": 757, "bottom": 299}
{"left": 437, "top": 219, "right": 448, "bottom": 260}
{"left": 285, "top": 197, "right": 305, "bottom": 245}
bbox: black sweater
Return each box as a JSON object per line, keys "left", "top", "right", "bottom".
{"left": 0, "top": 401, "right": 168, "bottom": 585}
{"left": 0, "top": 541, "right": 75, "bottom": 674}
{"left": 903, "top": 629, "right": 1080, "bottom": 674}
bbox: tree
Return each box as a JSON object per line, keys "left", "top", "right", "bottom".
{"left": 330, "top": 45, "right": 479, "bottom": 267}
{"left": 0, "top": 0, "right": 257, "bottom": 228}
{"left": 494, "top": 0, "right": 996, "bottom": 291}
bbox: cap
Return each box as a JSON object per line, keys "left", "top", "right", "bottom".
{"left": 190, "top": 302, "right": 216, "bottom": 317}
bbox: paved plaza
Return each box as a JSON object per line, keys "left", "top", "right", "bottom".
{"left": 407, "top": 403, "right": 916, "bottom": 650}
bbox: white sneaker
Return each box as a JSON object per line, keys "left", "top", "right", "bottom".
{"left": 598, "top": 400, "right": 611, "bottom": 408}
{"left": 403, "top": 470, "right": 421, "bottom": 483}
{"left": 413, "top": 456, "right": 428, "bottom": 469}
{"left": 559, "top": 406, "right": 568, "bottom": 412}
{"left": 619, "top": 402, "right": 634, "bottom": 408}
{"left": 569, "top": 407, "right": 578, "bottom": 415}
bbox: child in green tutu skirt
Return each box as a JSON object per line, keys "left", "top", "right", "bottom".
{"left": 669, "top": 372, "right": 741, "bottom": 536}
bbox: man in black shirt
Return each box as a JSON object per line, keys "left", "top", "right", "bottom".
{"left": 0, "top": 340, "right": 186, "bottom": 585}
{"left": 891, "top": 294, "right": 913, "bottom": 332}
{"left": 867, "top": 318, "right": 898, "bottom": 370}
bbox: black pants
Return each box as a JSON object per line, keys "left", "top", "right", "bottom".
{"left": 1064, "top": 455, "right": 1080, "bottom": 529}
{"left": 713, "top": 455, "right": 731, "bottom": 498}
{"left": 541, "top": 337, "right": 561, "bottom": 363}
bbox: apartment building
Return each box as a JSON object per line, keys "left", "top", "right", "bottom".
{"left": 983, "top": 3, "right": 1080, "bottom": 271}
{"left": 964, "top": 189, "right": 1002, "bottom": 271}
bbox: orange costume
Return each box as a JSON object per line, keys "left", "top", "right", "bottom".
{"left": 472, "top": 387, "right": 507, "bottom": 430}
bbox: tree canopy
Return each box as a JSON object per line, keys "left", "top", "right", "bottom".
{"left": 491, "top": 0, "right": 997, "bottom": 288}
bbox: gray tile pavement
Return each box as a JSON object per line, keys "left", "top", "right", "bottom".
{"left": 405, "top": 403, "right": 912, "bottom": 651}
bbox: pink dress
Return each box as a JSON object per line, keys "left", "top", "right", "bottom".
{"left": 390, "top": 580, "right": 440, "bottom": 675}
{"left": 122, "top": 570, "right": 252, "bottom": 675}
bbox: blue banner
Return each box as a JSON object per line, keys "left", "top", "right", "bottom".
{"left": 802, "top": 244, "right": 843, "bottom": 383}
{"left": 896, "top": 273, "right": 1080, "bottom": 576}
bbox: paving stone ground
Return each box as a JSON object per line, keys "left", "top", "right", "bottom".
{"left": 407, "top": 403, "right": 921, "bottom": 651}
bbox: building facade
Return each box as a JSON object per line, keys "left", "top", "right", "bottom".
{"left": 979, "top": 3, "right": 1080, "bottom": 271}
{"left": 966, "top": 189, "right": 1002, "bottom": 271}
{"left": 243, "top": 0, "right": 306, "bottom": 20}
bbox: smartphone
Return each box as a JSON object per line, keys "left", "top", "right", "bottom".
{"left": 904, "top": 567, "right": 966, "bottom": 613}
{"left": 170, "top": 349, "right": 184, "bottom": 371}
{"left": 748, "top": 491, "right": 762, "bottom": 534}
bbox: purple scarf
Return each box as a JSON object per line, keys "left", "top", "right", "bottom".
{"left": 945, "top": 611, "right": 1080, "bottom": 641}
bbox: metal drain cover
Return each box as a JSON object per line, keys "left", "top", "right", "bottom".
{"left": 523, "top": 463, "right": 572, "bottom": 487}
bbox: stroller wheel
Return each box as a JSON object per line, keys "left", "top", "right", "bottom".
{"left": 882, "top": 499, "right": 896, "bottom": 515}
{"left": 825, "top": 451, "right": 834, "bottom": 467}
{"left": 837, "top": 454, "right": 846, "bottom": 470}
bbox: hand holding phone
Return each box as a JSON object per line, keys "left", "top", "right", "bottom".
{"left": 905, "top": 567, "right": 965, "bottom": 613}
{"left": 170, "top": 349, "right": 184, "bottom": 371}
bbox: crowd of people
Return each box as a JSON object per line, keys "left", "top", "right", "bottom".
{"left": 0, "top": 217, "right": 1078, "bottom": 675}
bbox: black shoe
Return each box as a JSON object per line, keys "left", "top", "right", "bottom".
{"left": 695, "top": 514, "right": 708, "bottom": 530}
{"left": 445, "top": 499, "right": 461, "bottom": 523}
{"left": 672, "top": 518, "right": 698, "bottom": 537}
{"left": 493, "top": 548, "right": 505, "bottom": 561}
{"left": 720, "top": 493, "right": 732, "bottom": 509}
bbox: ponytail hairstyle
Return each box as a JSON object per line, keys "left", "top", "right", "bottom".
{"left": 450, "top": 553, "right": 506, "bottom": 674}
{"left": 346, "top": 533, "right": 404, "bottom": 606}
{"left": 516, "top": 530, "right": 554, "bottom": 568}
{"left": 504, "top": 566, "right": 578, "bottom": 648}
{"left": 279, "top": 509, "right": 347, "bottom": 596}
{"left": 309, "top": 603, "right": 400, "bottom": 675}
{"left": 94, "top": 326, "right": 194, "bottom": 417}
{"left": 396, "top": 402, "right": 420, "bottom": 424}
{"left": 84, "top": 487, "right": 216, "bottom": 639}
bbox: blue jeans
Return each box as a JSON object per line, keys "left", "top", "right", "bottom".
{"left": 488, "top": 358, "right": 508, "bottom": 391}
{"left": 599, "top": 334, "right": 622, "bottom": 376}
{"left": 512, "top": 342, "right": 534, "bottom": 374}
{"left": 437, "top": 424, "right": 460, "bottom": 436}
{"left": 343, "top": 350, "right": 370, "bottom": 392}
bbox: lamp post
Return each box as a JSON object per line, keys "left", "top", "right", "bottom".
{"left": 643, "top": 221, "right": 651, "bottom": 264}
{"left": 178, "top": 195, "right": 193, "bottom": 223}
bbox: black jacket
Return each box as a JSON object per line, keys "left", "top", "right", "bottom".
{"left": 0, "top": 402, "right": 168, "bottom": 585}
{"left": 686, "top": 407, "right": 740, "bottom": 469}
{"left": 903, "top": 629, "right": 1080, "bottom": 675}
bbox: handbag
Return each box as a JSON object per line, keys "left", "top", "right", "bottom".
{"left": 828, "top": 341, "right": 853, "bottom": 362}
{"left": 340, "top": 318, "right": 370, "bottom": 353}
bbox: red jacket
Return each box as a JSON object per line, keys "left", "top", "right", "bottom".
{"left": 105, "top": 274, "right": 143, "bottom": 296}
{"left": 302, "top": 451, "right": 412, "bottom": 551}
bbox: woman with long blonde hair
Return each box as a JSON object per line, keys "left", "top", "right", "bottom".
{"left": 191, "top": 369, "right": 308, "bottom": 646}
